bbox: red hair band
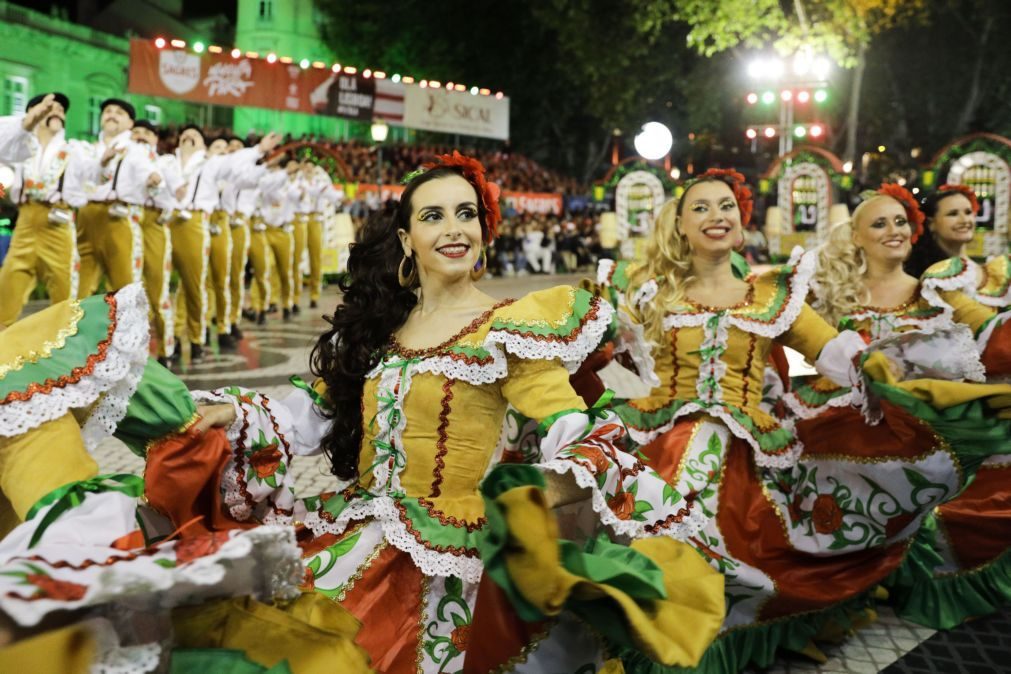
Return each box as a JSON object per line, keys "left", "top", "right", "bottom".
{"left": 937, "top": 183, "right": 980, "bottom": 215}
{"left": 684, "top": 168, "right": 754, "bottom": 227}
{"left": 418, "top": 151, "right": 502, "bottom": 243}
{"left": 876, "top": 183, "right": 926, "bottom": 243}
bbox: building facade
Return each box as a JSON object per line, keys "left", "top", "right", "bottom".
{"left": 0, "top": 0, "right": 372, "bottom": 141}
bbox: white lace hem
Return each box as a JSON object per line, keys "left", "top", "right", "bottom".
{"left": 536, "top": 459, "right": 708, "bottom": 543}
{"left": 0, "top": 284, "right": 150, "bottom": 444}
{"left": 782, "top": 389, "right": 856, "bottom": 421}
{"left": 303, "top": 497, "right": 486, "bottom": 584}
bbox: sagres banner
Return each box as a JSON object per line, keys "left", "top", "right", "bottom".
{"left": 128, "top": 40, "right": 404, "bottom": 122}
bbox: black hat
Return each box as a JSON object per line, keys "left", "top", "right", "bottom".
{"left": 133, "top": 119, "right": 158, "bottom": 133}
{"left": 26, "top": 92, "right": 70, "bottom": 112}
{"left": 179, "top": 123, "right": 207, "bottom": 143}
{"left": 100, "top": 98, "right": 136, "bottom": 120}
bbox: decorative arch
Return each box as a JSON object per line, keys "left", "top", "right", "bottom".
{"left": 268, "top": 141, "right": 351, "bottom": 182}
{"left": 615, "top": 170, "right": 665, "bottom": 259}
{"left": 761, "top": 144, "right": 844, "bottom": 180}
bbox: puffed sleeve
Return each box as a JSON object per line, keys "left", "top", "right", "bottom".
{"left": 0, "top": 116, "right": 34, "bottom": 163}
{"left": 777, "top": 303, "right": 866, "bottom": 388}
{"left": 190, "top": 378, "right": 331, "bottom": 525}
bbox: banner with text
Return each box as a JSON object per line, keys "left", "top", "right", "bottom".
{"left": 402, "top": 86, "right": 510, "bottom": 141}
{"left": 128, "top": 40, "right": 504, "bottom": 136}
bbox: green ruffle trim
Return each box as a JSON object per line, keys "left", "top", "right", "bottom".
{"left": 980, "top": 255, "right": 1011, "bottom": 300}
{"left": 478, "top": 464, "right": 668, "bottom": 652}
{"left": 0, "top": 293, "right": 114, "bottom": 400}
{"left": 114, "top": 359, "right": 198, "bottom": 457}
{"left": 171, "top": 649, "right": 293, "bottom": 674}
{"left": 488, "top": 286, "right": 598, "bottom": 339}
{"left": 614, "top": 399, "right": 796, "bottom": 456}
{"left": 620, "top": 594, "right": 874, "bottom": 674}
{"left": 789, "top": 379, "right": 850, "bottom": 408}
{"left": 730, "top": 251, "right": 751, "bottom": 281}
{"left": 868, "top": 379, "right": 1011, "bottom": 475}
{"left": 922, "top": 255, "right": 970, "bottom": 281}
{"left": 886, "top": 516, "right": 1011, "bottom": 630}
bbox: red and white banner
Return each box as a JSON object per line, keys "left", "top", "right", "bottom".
{"left": 128, "top": 40, "right": 406, "bottom": 123}
{"left": 128, "top": 40, "right": 507, "bottom": 136}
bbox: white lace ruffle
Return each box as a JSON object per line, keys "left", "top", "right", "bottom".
{"left": 371, "top": 297, "right": 615, "bottom": 384}
{"left": 976, "top": 311, "right": 1011, "bottom": 356}
{"left": 625, "top": 401, "right": 803, "bottom": 469}
{"left": 596, "top": 258, "right": 616, "bottom": 286}
{"left": 782, "top": 389, "right": 856, "bottom": 421}
{"left": 85, "top": 617, "right": 161, "bottom": 674}
{"left": 659, "top": 247, "right": 815, "bottom": 340}
{"left": 536, "top": 459, "right": 709, "bottom": 543}
{"left": 303, "top": 496, "right": 486, "bottom": 584}
{"left": 0, "top": 284, "right": 150, "bottom": 444}
{"left": 631, "top": 279, "right": 659, "bottom": 310}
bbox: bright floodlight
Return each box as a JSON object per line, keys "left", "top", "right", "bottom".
{"left": 794, "top": 126, "right": 806, "bottom": 138}
{"left": 814, "top": 89, "right": 828, "bottom": 103}
{"left": 746, "top": 128, "right": 758, "bottom": 140}
{"left": 842, "top": 161, "right": 853, "bottom": 173}
{"left": 793, "top": 51, "right": 811, "bottom": 76}
{"left": 763, "top": 127, "right": 776, "bottom": 138}
{"left": 193, "top": 41, "right": 205, "bottom": 53}
{"left": 797, "top": 90, "right": 810, "bottom": 103}
{"left": 761, "top": 91, "right": 775, "bottom": 105}
{"left": 813, "top": 57, "right": 831, "bottom": 81}
{"left": 746, "top": 92, "right": 758, "bottom": 104}
{"left": 810, "top": 125, "right": 824, "bottom": 138}
{"left": 370, "top": 119, "right": 389, "bottom": 143}
{"left": 634, "top": 122, "right": 674, "bottom": 160}
{"left": 747, "top": 59, "right": 764, "bottom": 79}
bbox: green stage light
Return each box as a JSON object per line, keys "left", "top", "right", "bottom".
{"left": 814, "top": 89, "right": 828, "bottom": 103}
{"left": 761, "top": 91, "right": 775, "bottom": 105}
{"left": 794, "top": 126, "right": 806, "bottom": 138}
{"left": 193, "top": 41, "right": 205, "bottom": 53}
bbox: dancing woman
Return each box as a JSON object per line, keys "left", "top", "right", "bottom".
{"left": 792, "top": 185, "right": 1011, "bottom": 631}
{"left": 0, "top": 154, "right": 725, "bottom": 672}
{"left": 906, "top": 184, "right": 1011, "bottom": 307}
{"left": 593, "top": 170, "right": 1011, "bottom": 673}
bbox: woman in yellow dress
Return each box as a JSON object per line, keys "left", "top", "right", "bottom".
{"left": 185, "top": 152, "right": 726, "bottom": 673}
{"left": 788, "top": 184, "right": 1011, "bottom": 631}
{"left": 592, "top": 170, "right": 1011, "bottom": 673}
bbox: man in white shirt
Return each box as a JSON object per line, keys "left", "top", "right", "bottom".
{"left": 76, "top": 98, "right": 159, "bottom": 297}
{"left": 169, "top": 125, "right": 280, "bottom": 359}
{"left": 131, "top": 119, "right": 177, "bottom": 361}
{"left": 0, "top": 93, "right": 91, "bottom": 325}
{"left": 221, "top": 135, "right": 266, "bottom": 337}
{"left": 306, "top": 163, "right": 342, "bottom": 309}
{"left": 254, "top": 157, "right": 298, "bottom": 322}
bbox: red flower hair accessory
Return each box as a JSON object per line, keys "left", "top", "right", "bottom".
{"left": 876, "top": 183, "right": 926, "bottom": 243}
{"left": 938, "top": 183, "right": 980, "bottom": 215}
{"left": 687, "top": 168, "right": 754, "bottom": 226}
{"left": 421, "top": 151, "right": 502, "bottom": 242}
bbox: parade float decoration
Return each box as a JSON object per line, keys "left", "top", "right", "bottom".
{"left": 923, "top": 133, "right": 1011, "bottom": 258}
{"left": 760, "top": 146, "right": 851, "bottom": 258}
{"left": 603, "top": 162, "right": 670, "bottom": 261}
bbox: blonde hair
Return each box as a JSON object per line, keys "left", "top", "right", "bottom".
{"left": 627, "top": 196, "right": 694, "bottom": 344}
{"left": 811, "top": 196, "right": 893, "bottom": 326}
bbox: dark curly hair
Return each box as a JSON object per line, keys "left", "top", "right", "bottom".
{"left": 906, "top": 190, "right": 971, "bottom": 278}
{"left": 309, "top": 166, "right": 489, "bottom": 480}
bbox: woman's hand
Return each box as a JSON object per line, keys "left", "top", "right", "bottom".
{"left": 194, "top": 404, "right": 236, "bottom": 434}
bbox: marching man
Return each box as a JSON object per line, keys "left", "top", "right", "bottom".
{"left": 0, "top": 93, "right": 91, "bottom": 325}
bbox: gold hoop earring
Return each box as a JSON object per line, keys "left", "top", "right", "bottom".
{"left": 398, "top": 255, "right": 418, "bottom": 287}
{"left": 470, "top": 248, "right": 488, "bottom": 281}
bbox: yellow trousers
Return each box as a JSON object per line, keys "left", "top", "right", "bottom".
{"left": 140, "top": 206, "right": 174, "bottom": 357}
{"left": 229, "top": 217, "right": 249, "bottom": 328}
{"left": 171, "top": 211, "right": 210, "bottom": 346}
{"left": 77, "top": 201, "right": 143, "bottom": 297}
{"left": 248, "top": 223, "right": 271, "bottom": 312}
{"left": 208, "top": 210, "right": 232, "bottom": 335}
{"left": 292, "top": 214, "right": 308, "bottom": 307}
{"left": 0, "top": 413, "right": 98, "bottom": 538}
{"left": 308, "top": 214, "right": 324, "bottom": 302}
{"left": 265, "top": 226, "right": 293, "bottom": 310}
{"left": 0, "top": 202, "right": 78, "bottom": 325}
